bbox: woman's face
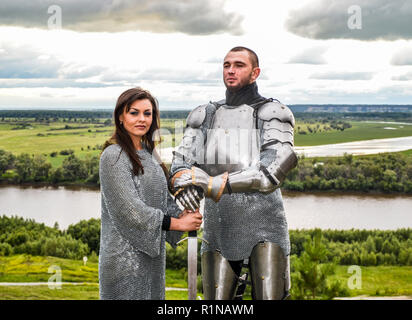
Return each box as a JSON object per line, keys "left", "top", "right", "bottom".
{"left": 119, "top": 99, "right": 153, "bottom": 144}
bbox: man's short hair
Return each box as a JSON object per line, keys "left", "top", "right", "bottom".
{"left": 228, "top": 46, "right": 259, "bottom": 68}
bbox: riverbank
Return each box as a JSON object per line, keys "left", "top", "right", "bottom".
{"left": 3, "top": 182, "right": 412, "bottom": 197}
{"left": 2, "top": 185, "right": 412, "bottom": 230}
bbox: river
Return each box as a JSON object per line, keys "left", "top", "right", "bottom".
{"left": 157, "top": 136, "right": 412, "bottom": 163}
{"left": 0, "top": 186, "right": 411, "bottom": 231}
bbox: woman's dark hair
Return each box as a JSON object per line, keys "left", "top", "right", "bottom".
{"left": 102, "top": 87, "right": 168, "bottom": 179}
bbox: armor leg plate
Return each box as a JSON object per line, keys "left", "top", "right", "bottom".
{"left": 249, "top": 242, "right": 290, "bottom": 300}
{"left": 201, "top": 250, "right": 239, "bottom": 300}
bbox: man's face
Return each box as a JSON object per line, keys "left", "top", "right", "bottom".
{"left": 223, "top": 50, "right": 260, "bottom": 92}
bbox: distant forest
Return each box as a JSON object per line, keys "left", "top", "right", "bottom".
{"left": 0, "top": 109, "right": 189, "bottom": 120}
{"left": 1, "top": 106, "right": 412, "bottom": 122}
{"left": 289, "top": 105, "right": 412, "bottom": 113}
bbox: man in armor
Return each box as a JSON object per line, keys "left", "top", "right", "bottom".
{"left": 169, "top": 46, "right": 298, "bottom": 300}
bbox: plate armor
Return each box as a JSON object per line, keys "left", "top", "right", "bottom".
{"left": 170, "top": 98, "right": 297, "bottom": 300}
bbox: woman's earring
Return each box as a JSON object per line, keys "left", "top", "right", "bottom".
{"left": 120, "top": 121, "right": 123, "bottom": 125}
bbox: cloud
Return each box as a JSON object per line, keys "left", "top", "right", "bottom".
{"left": 391, "top": 48, "right": 412, "bottom": 65}
{"left": 0, "top": 44, "right": 62, "bottom": 78}
{"left": 0, "top": 43, "right": 112, "bottom": 88}
{"left": 391, "top": 71, "right": 412, "bottom": 81}
{"left": 0, "top": 0, "right": 243, "bottom": 35}
{"left": 101, "top": 67, "right": 222, "bottom": 86}
{"left": 0, "top": 79, "right": 112, "bottom": 88}
{"left": 287, "top": 47, "right": 328, "bottom": 65}
{"left": 59, "top": 65, "right": 106, "bottom": 79}
{"left": 309, "top": 71, "right": 374, "bottom": 80}
{"left": 0, "top": 42, "right": 223, "bottom": 89}
{"left": 285, "top": 0, "right": 412, "bottom": 41}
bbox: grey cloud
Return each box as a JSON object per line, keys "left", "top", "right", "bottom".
{"left": 309, "top": 71, "right": 374, "bottom": 80}
{"left": 391, "top": 48, "right": 412, "bottom": 65}
{"left": 286, "top": 84, "right": 412, "bottom": 104}
{"left": 0, "top": 0, "right": 243, "bottom": 35}
{"left": 285, "top": 0, "right": 412, "bottom": 41}
{"left": 0, "top": 43, "right": 110, "bottom": 87}
{"left": 287, "top": 47, "right": 328, "bottom": 65}
{"left": 59, "top": 65, "right": 106, "bottom": 79}
{"left": 0, "top": 44, "right": 62, "bottom": 78}
{"left": 392, "top": 71, "right": 412, "bottom": 81}
{"left": 0, "top": 43, "right": 223, "bottom": 88}
{"left": 101, "top": 67, "right": 222, "bottom": 86}
{"left": 0, "top": 79, "right": 113, "bottom": 88}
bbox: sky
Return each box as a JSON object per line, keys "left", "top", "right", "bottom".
{"left": 0, "top": 0, "right": 411, "bottom": 110}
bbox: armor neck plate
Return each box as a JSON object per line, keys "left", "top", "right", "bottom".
{"left": 203, "top": 104, "right": 260, "bottom": 176}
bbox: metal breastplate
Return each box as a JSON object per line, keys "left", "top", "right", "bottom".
{"left": 202, "top": 104, "right": 260, "bottom": 176}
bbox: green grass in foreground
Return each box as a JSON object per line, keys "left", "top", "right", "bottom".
{"left": 0, "top": 284, "right": 193, "bottom": 300}
{"left": 330, "top": 265, "right": 412, "bottom": 297}
{"left": 1, "top": 255, "right": 411, "bottom": 300}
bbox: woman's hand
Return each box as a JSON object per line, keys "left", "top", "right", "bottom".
{"left": 179, "top": 208, "right": 199, "bottom": 217}
{"left": 170, "top": 209, "right": 202, "bottom": 231}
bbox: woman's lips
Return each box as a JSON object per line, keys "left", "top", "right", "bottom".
{"left": 135, "top": 125, "right": 146, "bottom": 129}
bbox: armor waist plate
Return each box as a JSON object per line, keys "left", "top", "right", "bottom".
{"left": 202, "top": 104, "right": 260, "bottom": 176}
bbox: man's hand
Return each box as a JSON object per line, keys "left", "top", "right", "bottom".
{"left": 174, "top": 185, "right": 203, "bottom": 211}
{"left": 171, "top": 167, "right": 228, "bottom": 202}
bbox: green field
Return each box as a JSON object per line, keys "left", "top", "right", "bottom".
{"left": 0, "top": 254, "right": 194, "bottom": 300}
{"left": 294, "top": 121, "right": 412, "bottom": 146}
{"left": 2, "top": 120, "right": 412, "bottom": 163}
{"left": 0, "top": 119, "right": 183, "bottom": 167}
{"left": 0, "top": 254, "right": 411, "bottom": 300}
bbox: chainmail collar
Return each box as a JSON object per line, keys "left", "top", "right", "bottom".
{"left": 225, "top": 82, "right": 265, "bottom": 106}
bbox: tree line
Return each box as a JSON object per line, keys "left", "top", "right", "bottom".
{"left": 1, "top": 149, "right": 412, "bottom": 194}
{"left": 1, "top": 216, "right": 411, "bottom": 268}
{"left": 283, "top": 153, "right": 412, "bottom": 193}
{"left": 0, "top": 110, "right": 190, "bottom": 120}
{"left": 4, "top": 109, "right": 412, "bottom": 122}
{"left": 0, "top": 150, "right": 99, "bottom": 186}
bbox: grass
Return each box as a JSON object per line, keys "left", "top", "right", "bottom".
{"left": 0, "top": 120, "right": 183, "bottom": 167}
{"left": 295, "top": 121, "right": 412, "bottom": 146}
{"left": 1, "top": 255, "right": 411, "bottom": 300}
{"left": 330, "top": 265, "right": 412, "bottom": 297}
{"left": 0, "top": 254, "right": 98, "bottom": 283}
{"left": 2, "top": 120, "right": 412, "bottom": 166}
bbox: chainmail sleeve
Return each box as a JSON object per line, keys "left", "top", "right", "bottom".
{"left": 165, "top": 193, "right": 183, "bottom": 248}
{"left": 99, "top": 145, "right": 165, "bottom": 258}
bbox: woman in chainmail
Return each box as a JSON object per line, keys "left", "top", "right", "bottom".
{"left": 99, "top": 87, "right": 202, "bottom": 300}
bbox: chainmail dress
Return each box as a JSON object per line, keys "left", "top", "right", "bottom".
{"left": 99, "top": 144, "right": 182, "bottom": 300}
{"left": 170, "top": 83, "right": 291, "bottom": 262}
